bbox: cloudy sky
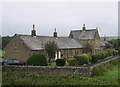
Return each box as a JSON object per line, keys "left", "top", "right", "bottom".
{"left": 1, "top": 1, "right": 118, "bottom": 37}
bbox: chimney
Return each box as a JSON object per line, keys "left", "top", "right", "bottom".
{"left": 53, "top": 28, "right": 57, "bottom": 37}
{"left": 31, "top": 24, "right": 36, "bottom": 36}
{"left": 82, "top": 24, "right": 86, "bottom": 30}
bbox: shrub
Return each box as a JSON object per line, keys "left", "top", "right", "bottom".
{"left": 55, "top": 59, "right": 66, "bottom": 66}
{"left": 100, "top": 51, "right": 109, "bottom": 59}
{"left": 75, "top": 54, "right": 91, "bottom": 65}
{"left": 26, "top": 53, "right": 48, "bottom": 66}
{"left": 106, "top": 49, "right": 113, "bottom": 56}
{"left": 112, "top": 50, "right": 118, "bottom": 56}
{"left": 91, "top": 53, "right": 102, "bottom": 63}
{"left": 115, "top": 46, "right": 120, "bottom": 54}
{"left": 67, "top": 58, "right": 79, "bottom": 66}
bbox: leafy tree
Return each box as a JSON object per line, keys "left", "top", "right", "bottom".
{"left": 108, "top": 39, "right": 120, "bottom": 48}
{"left": 2, "top": 36, "right": 13, "bottom": 49}
{"left": 26, "top": 53, "right": 48, "bottom": 66}
{"left": 45, "top": 41, "right": 59, "bottom": 64}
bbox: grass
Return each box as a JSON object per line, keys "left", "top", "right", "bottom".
{"left": 0, "top": 50, "right": 3, "bottom": 57}
{"left": 2, "top": 64, "right": 119, "bottom": 86}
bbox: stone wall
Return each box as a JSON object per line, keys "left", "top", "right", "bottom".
{"left": 2, "top": 66, "right": 92, "bottom": 77}
{"left": 2, "top": 56, "right": 119, "bottom": 77}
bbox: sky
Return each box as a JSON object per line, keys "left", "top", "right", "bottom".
{"left": 1, "top": 1, "right": 118, "bottom": 37}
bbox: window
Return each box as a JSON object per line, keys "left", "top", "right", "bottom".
{"left": 63, "top": 50, "right": 67, "bottom": 56}
{"left": 69, "top": 50, "right": 73, "bottom": 56}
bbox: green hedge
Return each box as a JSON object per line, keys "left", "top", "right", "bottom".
{"left": 91, "top": 50, "right": 117, "bottom": 63}
{"left": 26, "top": 53, "right": 48, "bottom": 66}
{"left": 112, "top": 50, "right": 118, "bottom": 56}
{"left": 55, "top": 59, "right": 66, "bottom": 66}
{"left": 91, "top": 54, "right": 100, "bottom": 63}
{"left": 67, "top": 58, "right": 79, "bottom": 66}
{"left": 74, "top": 54, "right": 92, "bottom": 65}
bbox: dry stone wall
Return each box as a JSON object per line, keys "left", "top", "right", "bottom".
{"left": 2, "top": 66, "right": 92, "bottom": 77}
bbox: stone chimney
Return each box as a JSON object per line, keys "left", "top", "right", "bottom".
{"left": 31, "top": 24, "right": 36, "bottom": 36}
{"left": 53, "top": 28, "right": 57, "bottom": 37}
{"left": 82, "top": 24, "right": 86, "bottom": 30}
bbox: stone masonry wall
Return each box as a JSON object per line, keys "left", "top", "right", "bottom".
{"left": 2, "top": 66, "right": 92, "bottom": 77}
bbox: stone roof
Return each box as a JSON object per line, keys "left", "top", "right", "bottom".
{"left": 19, "top": 35, "right": 84, "bottom": 51}
{"left": 69, "top": 29, "right": 98, "bottom": 40}
{"left": 99, "top": 40, "right": 107, "bottom": 46}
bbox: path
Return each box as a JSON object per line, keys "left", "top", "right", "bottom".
{"left": 84, "top": 55, "right": 120, "bottom": 68}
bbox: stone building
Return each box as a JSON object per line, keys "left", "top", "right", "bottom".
{"left": 3, "top": 24, "right": 107, "bottom": 62}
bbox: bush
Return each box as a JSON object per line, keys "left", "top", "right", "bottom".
{"left": 26, "top": 53, "right": 48, "bottom": 66}
{"left": 75, "top": 54, "right": 91, "bottom": 65}
{"left": 112, "top": 50, "right": 118, "bottom": 56}
{"left": 91, "top": 53, "right": 102, "bottom": 63}
{"left": 106, "top": 49, "right": 113, "bottom": 56}
{"left": 56, "top": 59, "right": 66, "bottom": 66}
{"left": 100, "top": 51, "right": 109, "bottom": 59}
{"left": 115, "top": 46, "right": 120, "bottom": 54}
{"left": 67, "top": 58, "right": 79, "bottom": 66}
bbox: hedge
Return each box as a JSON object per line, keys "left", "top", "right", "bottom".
{"left": 67, "top": 58, "right": 79, "bottom": 66}
{"left": 74, "top": 54, "right": 92, "bottom": 65}
{"left": 26, "top": 53, "right": 48, "bottom": 66}
{"left": 112, "top": 50, "right": 118, "bottom": 56}
{"left": 91, "top": 54, "right": 100, "bottom": 63}
{"left": 55, "top": 59, "right": 66, "bottom": 66}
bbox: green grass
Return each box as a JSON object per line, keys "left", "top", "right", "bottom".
{"left": 0, "top": 50, "right": 3, "bottom": 57}
{"left": 0, "top": 50, "right": 4, "bottom": 57}
{"left": 2, "top": 65, "right": 119, "bottom": 85}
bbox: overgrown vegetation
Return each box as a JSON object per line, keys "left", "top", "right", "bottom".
{"left": 108, "top": 39, "right": 120, "bottom": 54}
{"left": 92, "top": 59, "right": 118, "bottom": 76}
{"left": 91, "top": 49, "right": 118, "bottom": 63}
{"left": 26, "top": 53, "right": 48, "bottom": 66}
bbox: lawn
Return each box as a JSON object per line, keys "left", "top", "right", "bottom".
{"left": 2, "top": 65, "right": 119, "bottom": 86}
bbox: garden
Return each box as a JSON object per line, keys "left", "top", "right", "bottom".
{"left": 26, "top": 49, "right": 118, "bottom": 67}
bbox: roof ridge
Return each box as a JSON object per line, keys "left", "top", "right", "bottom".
{"left": 71, "top": 29, "right": 97, "bottom": 32}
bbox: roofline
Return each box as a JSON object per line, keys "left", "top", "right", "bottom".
{"left": 30, "top": 47, "right": 84, "bottom": 51}
{"left": 16, "top": 34, "right": 70, "bottom": 38}
{"left": 71, "top": 29, "right": 97, "bottom": 32}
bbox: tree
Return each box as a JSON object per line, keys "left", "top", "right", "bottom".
{"left": 2, "top": 36, "right": 13, "bottom": 49}
{"left": 108, "top": 39, "right": 120, "bottom": 54}
{"left": 45, "top": 41, "right": 59, "bottom": 64}
{"left": 26, "top": 53, "right": 48, "bottom": 66}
